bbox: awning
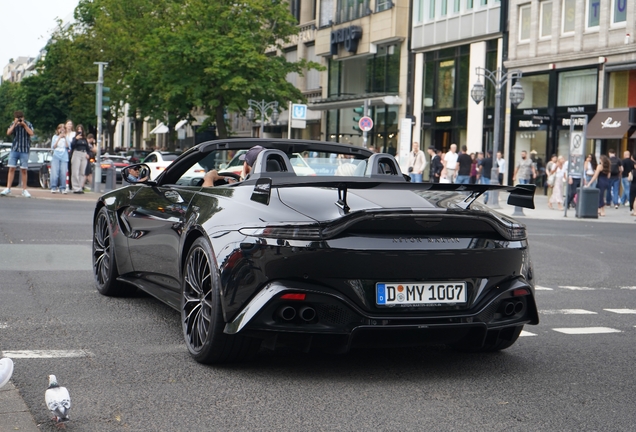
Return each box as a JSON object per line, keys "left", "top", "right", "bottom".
{"left": 586, "top": 109, "right": 631, "bottom": 139}
{"left": 149, "top": 122, "right": 169, "bottom": 134}
{"left": 175, "top": 119, "right": 188, "bottom": 130}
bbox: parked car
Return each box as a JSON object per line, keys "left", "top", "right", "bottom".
{"left": 92, "top": 138, "right": 538, "bottom": 364}
{"left": 141, "top": 151, "right": 181, "bottom": 180}
{"left": 0, "top": 148, "right": 53, "bottom": 188}
{"left": 121, "top": 150, "right": 151, "bottom": 164}
{"left": 220, "top": 149, "right": 315, "bottom": 176}
{"left": 100, "top": 155, "right": 131, "bottom": 183}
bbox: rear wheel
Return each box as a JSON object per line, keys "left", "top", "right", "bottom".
{"left": 454, "top": 325, "right": 523, "bottom": 353}
{"left": 181, "top": 237, "right": 260, "bottom": 364}
{"left": 93, "top": 207, "right": 129, "bottom": 296}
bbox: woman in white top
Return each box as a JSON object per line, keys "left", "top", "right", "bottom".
{"left": 548, "top": 156, "right": 566, "bottom": 210}
{"left": 50, "top": 124, "right": 70, "bottom": 193}
{"left": 583, "top": 154, "right": 597, "bottom": 187}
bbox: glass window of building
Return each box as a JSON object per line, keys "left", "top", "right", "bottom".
{"left": 328, "top": 59, "right": 341, "bottom": 97}
{"left": 320, "top": 0, "right": 334, "bottom": 27}
{"left": 453, "top": 0, "right": 461, "bottom": 13}
{"left": 437, "top": 60, "right": 455, "bottom": 109}
{"left": 516, "top": 74, "right": 550, "bottom": 109}
{"left": 429, "top": 0, "right": 436, "bottom": 19}
{"left": 562, "top": 0, "right": 576, "bottom": 34}
{"left": 587, "top": 0, "right": 600, "bottom": 28}
{"left": 612, "top": 0, "right": 627, "bottom": 24}
{"left": 441, "top": 0, "right": 448, "bottom": 16}
{"left": 557, "top": 69, "right": 597, "bottom": 106}
{"left": 607, "top": 70, "right": 636, "bottom": 108}
{"left": 480, "top": 0, "right": 487, "bottom": 5}
{"left": 540, "top": 2, "right": 553, "bottom": 38}
{"left": 377, "top": 0, "right": 393, "bottom": 12}
{"left": 366, "top": 44, "right": 400, "bottom": 94}
{"left": 519, "top": 4, "right": 531, "bottom": 42}
{"left": 285, "top": 49, "right": 298, "bottom": 87}
{"left": 337, "top": 0, "right": 370, "bottom": 23}
{"left": 305, "top": 45, "right": 321, "bottom": 91}
{"left": 467, "top": 0, "right": 473, "bottom": 9}
{"left": 423, "top": 61, "right": 436, "bottom": 108}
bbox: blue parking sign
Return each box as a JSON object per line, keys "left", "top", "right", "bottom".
{"left": 292, "top": 104, "right": 307, "bottom": 120}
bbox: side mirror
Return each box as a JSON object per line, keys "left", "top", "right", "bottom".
{"left": 122, "top": 163, "right": 152, "bottom": 184}
{"left": 219, "top": 163, "right": 228, "bottom": 170}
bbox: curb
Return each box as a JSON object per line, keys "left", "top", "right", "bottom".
{"left": 0, "top": 382, "right": 40, "bottom": 432}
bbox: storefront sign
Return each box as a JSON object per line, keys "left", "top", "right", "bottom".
{"left": 567, "top": 106, "right": 586, "bottom": 113}
{"left": 518, "top": 120, "right": 541, "bottom": 128}
{"left": 600, "top": 117, "right": 622, "bottom": 128}
{"left": 436, "top": 116, "right": 452, "bottom": 123}
{"left": 562, "top": 117, "right": 587, "bottom": 126}
{"left": 330, "top": 26, "right": 362, "bottom": 55}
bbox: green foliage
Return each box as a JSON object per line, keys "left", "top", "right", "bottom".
{"left": 0, "top": 82, "right": 26, "bottom": 136}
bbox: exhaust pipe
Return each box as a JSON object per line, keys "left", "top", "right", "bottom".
{"left": 514, "top": 301, "right": 524, "bottom": 314}
{"left": 503, "top": 302, "right": 515, "bottom": 316}
{"left": 277, "top": 306, "right": 296, "bottom": 321}
{"left": 299, "top": 306, "right": 316, "bottom": 322}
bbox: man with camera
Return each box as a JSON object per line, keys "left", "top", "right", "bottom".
{"left": 2, "top": 111, "right": 34, "bottom": 197}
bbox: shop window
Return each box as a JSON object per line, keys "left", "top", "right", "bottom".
{"left": 515, "top": 130, "right": 548, "bottom": 169}
{"left": 607, "top": 70, "right": 636, "bottom": 108}
{"left": 328, "top": 59, "right": 340, "bottom": 97}
{"left": 540, "top": 2, "right": 552, "bottom": 38}
{"left": 587, "top": 0, "right": 600, "bottom": 29}
{"left": 366, "top": 44, "right": 400, "bottom": 94}
{"left": 422, "top": 62, "right": 436, "bottom": 109}
{"left": 516, "top": 74, "right": 550, "bottom": 109}
{"left": 377, "top": 0, "right": 393, "bottom": 12}
{"left": 562, "top": 0, "right": 576, "bottom": 34}
{"left": 557, "top": 69, "right": 597, "bottom": 106}
{"left": 519, "top": 4, "right": 531, "bottom": 42}
{"left": 437, "top": 60, "right": 455, "bottom": 109}
{"left": 337, "top": 0, "right": 370, "bottom": 23}
{"left": 612, "top": 0, "right": 627, "bottom": 24}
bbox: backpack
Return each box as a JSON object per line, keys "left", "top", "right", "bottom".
{"left": 610, "top": 157, "right": 621, "bottom": 176}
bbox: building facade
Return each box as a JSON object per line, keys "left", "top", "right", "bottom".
{"left": 506, "top": 0, "right": 636, "bottom": 173}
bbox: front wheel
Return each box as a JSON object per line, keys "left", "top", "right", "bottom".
{"left": 181, "top": 237, "right": 260, "bottom": 364}
{"left": 93, "top": 207, "right": 129, "bottom": 296}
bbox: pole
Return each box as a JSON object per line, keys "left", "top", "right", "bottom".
{"left": 287, "top": 101, "right": 292, "bottom": 139}
{"left": 94, "top": 62, "right": 107, "bottom": 192}
{"left": 363, "top": 99, "right": 369, "bottom": 147}
{"left": 490, "top": 71, "right": 502, "bottom": 208}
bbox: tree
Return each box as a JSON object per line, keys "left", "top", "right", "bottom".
{"left": 0, "top": 82, "right": 26, "bottom": 135}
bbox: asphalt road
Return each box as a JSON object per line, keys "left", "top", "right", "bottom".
{"left": 1, "top": 199, "right": 635, "bottom": 431}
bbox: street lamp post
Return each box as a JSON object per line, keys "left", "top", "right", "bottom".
{"left": 246, "top": 99, "right": 279, "bottom": 137}
{"left": 471, "top": 67, "right": 525, "bottom": 208}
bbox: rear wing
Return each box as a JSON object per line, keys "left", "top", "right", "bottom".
{"left": 246, "top": 177, "right": 536, "bottom": 211}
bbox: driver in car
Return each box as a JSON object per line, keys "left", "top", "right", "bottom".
{"left": 127, "top": 166, "right": 149, "bottom": 183}
{"left": 202, "top": 145, "right": 264, "bottom": 187}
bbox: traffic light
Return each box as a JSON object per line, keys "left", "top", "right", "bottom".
{"left": 352, "top": 106, "right": 364, "bottom": 135}
{"left": 102, "top": 86, "right": 111, "bottom": 112}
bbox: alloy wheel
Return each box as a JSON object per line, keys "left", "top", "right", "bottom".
{"left": 93, "top": 212, "right": 111, "bottom": 286}
{"left": 182, "top": 246, "right": 213, "bottom": 353}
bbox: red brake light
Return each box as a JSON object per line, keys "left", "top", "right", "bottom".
{"left": 512, "top": 288, "right": 530, "bottom": 297}
{"left": 280, "top": 293, "right": 306, "bottom": 301}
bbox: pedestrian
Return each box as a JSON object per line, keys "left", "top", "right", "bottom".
{"left": 479, "top": 151, "right": 493, "bottom": 204}
{"left": 545, "top": 154, "right": 557, "bottom": 197}
{"left": 469, "top": 153, "right": 478, "bottom": 184}
{"left": 586, "top": 155, "right": 611, "bottom": 216}
{"left": 566, "top": 157, "right": 582, "bottom": 209}
{"left": 65, "top": 120, "right": 75, "bottom": 190}
{"left": 442, "top": 143, "right": 458, "bottom": 183}
{"left": 607, "top": 149, "right": 622, "bottom": 208}
{"left": 1, "top": 110, "right": 34, "bottom": 197}
{"left": 50, "top": 123, "right": 69, "bottom": 194}
{"left": 455, "top": 145, "right": 471, "bottom": 184}
{"left": 84, "top": 134, "right": 96, "bottom": 191}
{"left": 427, "top": 146, "right": 442, "bottom": 183}
{"left": 548, "top": 156, "right": 566, "bottom": 211}
{"left": 407, "top": 141, "right": 426, "bottom": 183}
{"left": 70, "top": 125, "right": 90, "bottom": 194}
{"left": 583, "top": 154, "right": 597, "bottom": 188}
{"left": 496, "top": 151, "right": 506, "bottom": 185}
{"left": 513, "top": 150, "right": 536, "bottom": 185}
{"left": 620, "top": 151, "right": 632, "bottom": 207}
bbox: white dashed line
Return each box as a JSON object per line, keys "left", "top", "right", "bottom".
{"left": 520, "top": 331, "right": 537, "bottom": 337}
{"left": 604, "top": 309, "right": 636, "bottom": 314}
{"left": 553, "top": 327, "right": 622, "bottom": 335}
{"left": 541, "top": 309, "right": 597, "bottom": 315}
{"left": 535, "top": 286, "right": 554, "bottom": 291}
{"left": 559, "top": 286, "right": 598, "bottom": 291}
{"left": 620, "top": 286, "right": 636, "bottom": 290}
{"left": 1, "top": 350, "right": 92, "bottom": 359}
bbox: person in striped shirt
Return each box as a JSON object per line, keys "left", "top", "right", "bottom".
{"left": 2, "top": 111, "right": 34, "bottom": 197}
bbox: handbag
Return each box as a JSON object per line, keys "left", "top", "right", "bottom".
{"left": 547, "top": 173, "right": 556, "bottom": 187}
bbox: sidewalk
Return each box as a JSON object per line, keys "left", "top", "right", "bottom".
{"left": 0, "top": 382, "right": 39, "bottom": 432}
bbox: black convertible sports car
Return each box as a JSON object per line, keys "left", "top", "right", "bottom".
{"left": 92, "top": 139, "right": 538, "bottom": 364}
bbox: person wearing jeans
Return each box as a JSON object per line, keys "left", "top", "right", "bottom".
{"left": 620, "top": 151, "right": 633, "bottom": 206}
{"left": 50, "top": 123, "right": 69, "bottom": 193}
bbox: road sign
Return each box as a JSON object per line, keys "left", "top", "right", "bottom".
{"left": 292, "top": 104, "right": 307, "bottom": 120}
{"left": 359, "top": 116, "right": 373, "bottom": 132}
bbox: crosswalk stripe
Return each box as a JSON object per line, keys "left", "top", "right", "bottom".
{"left": 0, "top": 350, "right": 92, "bottom": 359}
{"left": 541, "top": 309, "right": 597, "bottom": 315}
{"left": 604, "top": 309, "right": 636, "bottom": 314}
{"left": 553, "top": 327, "right": 622, "bottom": 335}
{"left": 520, "top": 331, "right": 537, "bottom": 337}
{"left": 620, "top": 286, "right": 636, "bottom": 290}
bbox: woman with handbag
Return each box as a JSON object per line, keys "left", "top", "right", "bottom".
{"left": 586, "top": 155, "right": 612, "bottom": 216}
{"left": 548, "top": 156, "right": 566, "bottom": 210}
{"left": 583, "top": 154, "right": 597, "bottom": 187}
{"left": 545, "top": 154, "right": 557, "bottom": 198}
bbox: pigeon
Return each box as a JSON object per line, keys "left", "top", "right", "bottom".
{"left": 45, "top": 375, "right": 71, "bottom": 427}
{"left": 0, "top": 357, "right": 14, "bottom": 389}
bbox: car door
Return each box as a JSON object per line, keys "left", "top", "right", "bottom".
{"left": 120, "top": 184, "right": 199, "bottom": 297}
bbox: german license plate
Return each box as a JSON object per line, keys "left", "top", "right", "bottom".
{"left": 376, "top": 282, "right": 467, "bottom": 306}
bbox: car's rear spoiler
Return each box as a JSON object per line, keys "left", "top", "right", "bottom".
{"left": 247, "top": 177, "right": 536, "bottom": 211}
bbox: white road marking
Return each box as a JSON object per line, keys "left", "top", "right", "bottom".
{"left": 1, "top": 350, "right": 92, "bottom": 359}
{"left": 620, "top": 286, "right": 636, "bottom": 290}
{"left": 0, "top": 323, "right": 7, "bottom": 329}
{"left": 535, "top": 286, "right": 553, "bottom": 291}
{"left": 541, "top": 309, "right": 597, "bottom": 315}
{"left": 553, "top": 327, "right": 622, "bottom": 335}
{"left": 604, "top": 309, "right": 636, "bottom": 314}
{"left": 559, "top": 286, "right": 598, "bottom": 291}
{"left": 520, "top": 331, "right": 537, "bottom": 337}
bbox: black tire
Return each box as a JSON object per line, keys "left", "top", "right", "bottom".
{"left": 93, "top": 207, "right": 129, "bottom": 296}
{"left": 181, "top": 237, "right": 260, "bottom": 364}
{"left": 454, "top": 325, "right": 523, "bottom": 353}
{"left": 39, "top": 169, "right": 50, "bottom": 189}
